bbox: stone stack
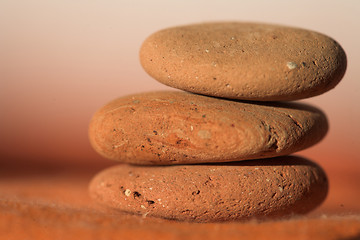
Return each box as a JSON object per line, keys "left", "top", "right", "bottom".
{"left": 88, "top": 22, "right": 347, "bottom": 222}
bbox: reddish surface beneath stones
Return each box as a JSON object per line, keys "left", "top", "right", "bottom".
{"left": 0, "top": 160, "right": 359, "bottom": 240}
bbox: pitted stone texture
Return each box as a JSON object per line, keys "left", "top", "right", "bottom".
{"left": 140, "top": 22, "right": 347, "bottom": 101}
{"left": 89, "top": 91, "right": 328, "bottom": 165}
{"left": 89, "top": 156, "right": 328, "bottom": 222}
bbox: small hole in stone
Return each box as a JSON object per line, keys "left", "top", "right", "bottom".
{"left": 147, "top": 200, "right": 155, "bottom": 205}
{"left": 133, "top": 191, "right": 141, "bottom": 198}
{"left": 192, "top": 190, "right": 200, "bottom": 195}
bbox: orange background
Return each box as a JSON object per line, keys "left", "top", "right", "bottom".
{"left": 1, "top": 1, "right": 359, "bottom": 212}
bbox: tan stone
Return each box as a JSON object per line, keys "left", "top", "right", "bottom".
{"left": 89, "top": 156, "right": 328, "bottom": 222}
{"left": 1, "top": 160, "right": 360, "bottom": 239}
{"left": 88, "top": 91, "right": 328, "bottom": 165}
{"left": 139, "top": 22, "right": 347, "bottom": 101}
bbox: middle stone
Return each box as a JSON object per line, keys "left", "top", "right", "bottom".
{"left": 89, "top": 91, "right": 328, "bottom": 165}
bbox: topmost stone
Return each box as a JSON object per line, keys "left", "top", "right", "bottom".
{"left": 140, "top": 22, "right": 347, "bottom": 101}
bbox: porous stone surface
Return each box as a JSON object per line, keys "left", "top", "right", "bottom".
{"left": 139, "top": 22, "right": 347, "bottom": 101}
{"left": 1, "top": 161, "right": 360, "bottom": 239}
{"left": 88, "top": 91, "right": 328, "bottom": 165}
{"left": 89, "top": 156, "right": 328, "bottom": 222}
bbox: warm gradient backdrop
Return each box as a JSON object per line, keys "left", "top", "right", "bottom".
{"left": 1, "top": 0, "right": 359, "bottom": 212}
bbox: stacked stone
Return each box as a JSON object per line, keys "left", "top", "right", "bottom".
{"left": 88, "top": 22, "right": 347, "bottom": 222}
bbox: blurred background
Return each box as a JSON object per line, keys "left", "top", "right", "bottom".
{"left": 1, "top": 0, "right": 359, "bottom": 212}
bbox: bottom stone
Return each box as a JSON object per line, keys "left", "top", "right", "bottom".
{"left": 89, "top": 156, "right": 328, "bottom": 222}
